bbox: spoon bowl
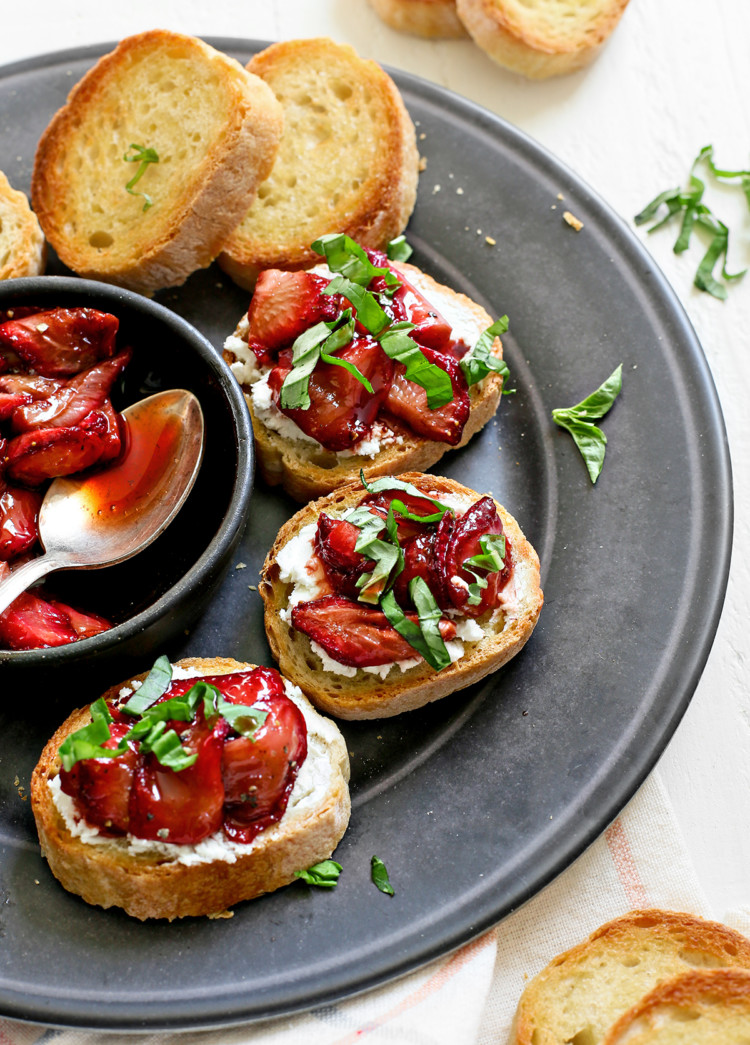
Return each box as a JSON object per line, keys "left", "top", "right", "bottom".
{"left": 0, "top": 390, "right": 204, "bottom": 615}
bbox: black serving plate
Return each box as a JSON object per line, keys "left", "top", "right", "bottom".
{"left": 0, "top": 40, "right": 732, "bottom": 1031}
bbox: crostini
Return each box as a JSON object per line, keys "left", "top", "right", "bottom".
{"left": 0, "top": 172, "right": 45, "bottom": 280}
{"left": 31, "top": 656, "right": 351, "bottom": 920}
{"left": 223, "top": 234, "right": 509, "bottom": 502}
{"left": 261, "top": 472, "right": 543, "bottom": 719}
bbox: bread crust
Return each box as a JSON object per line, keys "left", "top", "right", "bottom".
{"left": 368, "top": 0, "right": 469, "bottom": 38}
{"left": 30, "top": 656, "right": 351, "bottom": 920}
{"left": 224, "top": 259, "right": 505, "bottom": 502}
{"left": 603, "top": 969, "right": 750, "bottom": 1043}
{"left": 512, "top": 909, "right": 750, "bottom": 1045}
{"left": 456, "top": 0, "right": 631, "bottom": 78}
{"left": 218, "top": 38, "right": 419, "bottom": 289}
{"left": 260, "top": 473, "right": 543, "bottom": 719}
{"left": 31, "top": 31, "right": 284, "bottom": 296}
{"left": 0, "top": 172, "right": 46, "bottom": 279}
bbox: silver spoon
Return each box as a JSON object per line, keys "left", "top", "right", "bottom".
{"left": 0, "top": 389, "right": 204, "bottom": 617}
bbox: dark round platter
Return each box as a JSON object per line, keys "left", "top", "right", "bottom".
{"left": 0, "top": 40, "right": 732, "bottom": 1031}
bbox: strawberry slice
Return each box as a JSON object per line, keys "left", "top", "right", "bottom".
{"left": 391, "top": 532, "right": 444, "bottom": 609}
{"left": 248, "top": 270, "right": 340, "bottom": 352}
{"left": 0, "top": 591, "right": 79, "bottom": 649}
{"left": 4, "top": 409, "right": 109, "bottom": 485}
{"left": 392, "top": 274, "right": 454, "bottom": 354}
{"left": 66, "top": 722, "right": 138, "bottom": 835}
{"left": 129, "top": 712, "right": 225, "bottom": 845}
{"left": 10, "top": 348, "right": 131, "bottom": 432}
{"left": 440, "top": 496, "right": 511, "bottom": 617}
{"left": 0, "top": 392, "right": 32, "bottom": 422}
{"left": 362, "top": 488, "right": 446, "bottom": 541}
{"left": 269, "top": 338, "right": 394, "bottom": 451}
{"left": 383, "top": 345, "right": 470, "bottom": 446}
{"left": 291, "top": 594, "right": 457, "bottom": 667}
{"left": 314, "top": 513, "right": 374, "bottom": 598}
{"left": 0, "top": 483, "right": 41, "bottom": 560}
{"left": 0, "top": 374, "right": 64, "bottom": 398}
{"left": 0, "top": 308, "right": 118, "bottom": 376}
{"left": 96, "top": 398, "right": 124, "bottom": 463}
{"left": 46, "top": 599, "right": 111, "bottom": 639}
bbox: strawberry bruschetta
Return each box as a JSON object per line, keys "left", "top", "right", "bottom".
{"left": 261, "top": 472, "right": 543, "bottom": 719}
{"left": 223, "top": 234, "right": 509, "bottom": 501}
{"left": 31, "top": 656, "right": 351, "bottom": 919}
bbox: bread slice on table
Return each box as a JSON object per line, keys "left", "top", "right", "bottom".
{"left": 603, "top": 968, "right": 750, "bottom": 1044}
{"left": 31, "top": 30, "right": 283, "bottom": 296}
{"left": 368, "top": 0, "right": 468, "bottom": 38}
{"left": 456, "top": 0, "right": 631, "bottom": 78}
{"left": 261, "top": 473, "right": 543, "bottom": 720}
{"left": 511, "top": 909, "right": 750, "bottom": 1045}
{"left": 0, "top": 172, "right": 46, "bottom": 279}
{"left": 30, "top": 657, "right": 351, "bottom": 920}
{"left": 218, "top": 38, "right": 419, "bottom": 291}
{"left": 223, "top": 258, "right": 506, "bottom": 503}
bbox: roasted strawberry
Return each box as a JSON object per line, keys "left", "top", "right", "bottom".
{"left": 46, "top": 600, "right": 111, "bottom": 639}
{"left": 314, "top": 513, "right": 374, "bottom": 597}
{"left": 0, "top": 308, "right": 118, "bottom": 376}
{"left": 222, "top": 686, "right": 307, "bottom": 843}
{"left": 270, "top": 338, "right": 394, "bottom": 451}
{"left": 392, "top": 275, "right": 454, "bottom": 354}
{"left": 383, "top": 345, "right": 470, "bottom": 445}
{"left": 440, "top": 496, "right": 511, "bottom": 616}
{"left": 291, "top": 594, "right": 457, "bottom": 667}
{"left": 391, "top": 532, "right": 443, "bottom": 609}
{"left": 248, "top": 270, "right": 340, "bottom": 352}
{"left": 0, "top": 374, "right": 64, "bottom": 399}
{"left": 69, "top": 722, "right": 138, "bottom": 835}
{"left": 362, "top": 488, "right": 445, "bottom": 541}
{"left": 4, "top": 409, "right": 109, "bottom": 485}
{"left": 0, "top": 591, "right": 79, "bottom": 649}
{"left": 95, "top": 398, "right": 124, "bottom": 463}
{"left": 10, "top": 348, "right": 131, "bottom": 432}
{"left": 0, "top": 393, "right": 32, "bottom": 421}
{"left": 0, "top": 483, "right": 41, "bottom": 560}
{"left": 129, "top": 712, "right": 225, "bottom": 845}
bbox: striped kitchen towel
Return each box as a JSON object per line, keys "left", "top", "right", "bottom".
{"left": 0, "top": 769, "right": 725, "bottom": 1045}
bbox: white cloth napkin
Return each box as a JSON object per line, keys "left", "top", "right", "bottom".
{"left": 0, "top": 768, "right": 731, "bottom": 1045}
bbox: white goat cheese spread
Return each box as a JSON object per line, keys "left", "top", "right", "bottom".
{"left": 50, "top": 672, "right": 339, "bottom": 866}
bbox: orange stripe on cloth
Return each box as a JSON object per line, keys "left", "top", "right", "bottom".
{"left": 329, "top": 927, "right": 498, "bottom": 1044}
{"left": 605, "top": 817, "right": 649, "bottom": 907}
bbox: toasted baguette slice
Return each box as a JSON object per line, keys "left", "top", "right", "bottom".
{"left": 31, "top": 30, "right": 283, "bottom": 296}
{"left": 260, "top": 473, "right": 543, "bottom": 719}
{"left": 603, "top": 969, "right": 750, "bottom": 1044}
{"left": 30, "top": 657, "right": 351, "bottom": 920}
{"left": 456, "top": 0, "right": 630, "bottom": 78}
{"left": 218, "top": 38, "right": 419, "bottom": 290}
{"left": 512, "top": 910, "right": 750, "bottom": 1045}
{"left": 0, "top": 173, "right": 46, "bottom": 279}
{"left": 368, "top": 0, "right": 468, "bottom": 38}
{"left": 223, "top": 259, "right": 505, "bottom": 502}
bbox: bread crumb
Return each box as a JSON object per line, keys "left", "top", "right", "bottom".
{"left": 235, "top": 562, "right": 247, "bottom": 570}
{"left": 432, "top": 184, "right": 441, "bottom": 194}
{"left": 14, "top": 776, "right": 27, "bottom": 801}
{"left": 563, "top": 211, "right": 584, "bottom": 231}
{"left": 485, "top": 236, "right": 496, "bottom": 246}
{"left": 419, "top": 156, "right": 427, "bottom": 171}
{"left": 456, "top": 187, "right": 464, "bottom": 195}
{"left": 419, "top": 131, "right": 426, "bottom": 140}
{"left": 208, "top": 909, "right": 234, "bottom": 920}
{"left": 557, "top": 193, "right": 564, "bottom": 200}
{"left": 248, "top": 584, "right": 257, "bottom": 591}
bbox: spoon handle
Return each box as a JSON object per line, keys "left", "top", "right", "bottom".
{"left": 0, "top": 554, "right": 65, "bottom": 617}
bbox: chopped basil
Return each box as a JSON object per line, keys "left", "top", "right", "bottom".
{"left": 378, "top": 323, "right": 454, "bottom": 409}
{"left": 123, "top": 143, "right": 159, "bottom": 211}
{"left": 635, "top": 145, "right": 748, "bottom": 299}
{"left": 552, "top": 365, "right": 623, "bottom": 483}
{"left": 386, "top": 235, "right": 413, "bottom": 263}
{"left": 121, "top": 654, "right": 172, "bottom": 715}
{"left": 462, "top": 534, "right": 506, "bottom": 605}
{"left": 371, "top": 855, "right": 395, "bottom": 896}
{"left": 360, "top": 472, "right": 451, "bottom": 516}
{"left": 324, "top": 275, "right": 390, "bottom": 335}
{"left": 294, "top": 859, "right": 343, "bottom": 888}
{"left": 460, "top": 316, "right": 513, "bottom": 392}
{"left": 58, "top": 698, "right": 116, "bottom": 772}
{"left": 380, "top": 583, "right": 451, "bottom": 671}
{"left": 313, "top": 233, "right": 399, "bottom": 288}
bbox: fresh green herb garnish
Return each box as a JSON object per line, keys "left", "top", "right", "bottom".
{"left": 386, "top": 235, "right": 413, "bottom": 263}
{"left": 460, "top": 316, "right": 513, "bottom": 392}
{"left": 378, "top": 323, "right": 454, "bottom": 408}
{"left": 58, "top": 662, "right": 267, "bottom": 774}
{"left": 635, "top": 145, "right": 749, "bottom": 299}
{"left": 294, "top": 860, "right": 343, "bottom": 888}
{"left": 359, "top": 472, "right": 450, "bottom": 516}
{"left": 371, "top": 855, "right": 395, "bottom": 896}
{"left": 279, "top": 312, "right": 374, "bottom": 410}
{"left": 380, "top": 581, "right": 451, "bottom": 671}
{"left": 120, "top": 654, "right": 172, "bottom": 715}
{"left": 552, "top": 365, "right": 623, "bottom": 483}
{"left": 461, "top": 533, "right": 506, "bottom": 606}
{"left": 346, "top": 505, "right": 404, "bottom": 605}
{"left": 123, "top": 143, "right": 159, "bottom": 211}
{"left": 313, "top": 233, "right": 400, "bottom": 289}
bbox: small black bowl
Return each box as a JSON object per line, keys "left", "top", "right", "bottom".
{"left": 0, "top": 276, "right": 253, "bottom": 686}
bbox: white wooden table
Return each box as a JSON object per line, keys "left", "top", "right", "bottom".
{"left": 3, "top": 0, "right": 748, "bottom": 924}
